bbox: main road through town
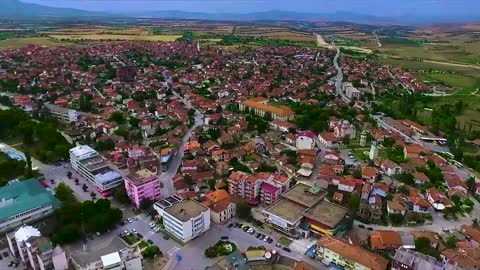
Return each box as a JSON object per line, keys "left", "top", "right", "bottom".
{"left": 333, "top": 47, "right": 350, "bottom": 103}
{"left": 158, "top": 90, "right": 204, "bottom": 196}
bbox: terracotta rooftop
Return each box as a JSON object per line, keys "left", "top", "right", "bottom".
{"left": 318, "top": 235, "right": 389, "bottom": 270}
{"left": 242, "top": 99, "right": 294, "bottom": 117}
{"left": 370, "top": 230, "right": 402, "bottom": 250}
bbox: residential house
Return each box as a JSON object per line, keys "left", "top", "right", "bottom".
{"left": 296, "top": 131, "right": 316, "bottom": 150}
{"left": 380, "top": 160, "right": 402, "bottom": 176}
{"left": 202, "top": 190, "right": 235, "bottom": 224}
{"left": 370, "top": 230, "right": 402, "bottom": 251}
{"left": 413, "top": 172, "right": 429, "bottom": 185}
{"left": 362, "top": 167, "right": 379, "bottom": 183}
{"left": 318, "top": 132, "right": 338, "bottom": 149}
{"left": 316, "top": 235, "right": 389, "bottom": 270}
{"left": 426, "top": 187, "right": 451, "bottom": 211}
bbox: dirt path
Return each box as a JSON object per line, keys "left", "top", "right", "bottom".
{"left": 423, "top": 59, "right": 480, "bottom": 69}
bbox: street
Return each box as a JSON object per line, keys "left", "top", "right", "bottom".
{"left": 158, "top": 90, "right": 204, "bottom": 196}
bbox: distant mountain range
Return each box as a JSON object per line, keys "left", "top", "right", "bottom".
{"left": 1, "top": 0, "right": 479, "bottom": 25}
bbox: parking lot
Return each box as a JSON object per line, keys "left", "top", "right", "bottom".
{"left": 0, "top": 248, "right": 22, "bottom": 270}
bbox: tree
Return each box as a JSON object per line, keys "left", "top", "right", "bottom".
{"left": 24, "top": 152, "right": 33, "bottom": 178}
{"left": 54, "top": 183, "right": 78, "bottom": 204}
{"left": 79, "top": 93, "right": 93, "bottom": 112}
{"left": 128, "top": 117, "right": 141, "bottom": 128}
{"left": 187, "top": 108, "right": 196, "bottom": 116}
{"left": 207, "top": 179, "right": 216, "bottom": 191}
{"left": 415, "top": 237, "right": 432, "bottom": 251}
{"left": 473, "top": 218, "right": 480, "bottom": 229}
{"left": 67, "top": 171, "right": 72, "bottom": 179}
{"left": 52, "top": 224, "right": 81, "bottom": 244}
{"left": 95, "top": 139, "right": 115, "bottom": 151}
{"left": 112, "top": 185, "right": 131, "bottom": 204}
{"left": 352, "top": 169, "right": 362, "bottom": 179}
{"left": 74, "top": 178, "right": 79, "bottom": 185}
{"left": 139, "top": 198, "right": 154, "bottom": 211}
{"left": 17, "top": 121, "right": 34, "bottom": 145}
{"left": 236, "top": 202, "right": 252, "bottom": 220}
{"left": 108, "top": 111, "right": 125, "bottom": 124}
{"left": 82, "top": 184, "right": 88, "bottom": 192}
{"left": 397, "top": 185, "right": 410, "bottom": 196}
{"left": 142, "top": 245, "right": 161, "bottom": 258}
{"left": 466, "top": 177, "right": 476, "bottom": 193}
{"left": 389, "top": 213, "right": 405, "bottom": 226}
{"left": 90, "top": 191, "right": 97, "bottom": 199}
{"left": 446, "top": 236, "right": 458, "bottom": 249}
{"left": 348, "top": 193, "right": 360, "bottom": 215}
{"left": 397, "top": 173, "right": 414, "bottom": 185}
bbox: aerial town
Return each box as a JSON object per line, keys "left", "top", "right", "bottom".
{"left": 1, "top": 1, "right": 480, "bottom": 270}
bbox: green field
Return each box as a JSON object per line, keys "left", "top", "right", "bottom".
{"left": 416, "top": 73, "right": 479, "bottom": 91}
{"left": 0, "top": 37, "right": 76, "bottom": 49}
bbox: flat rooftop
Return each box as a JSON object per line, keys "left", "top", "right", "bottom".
{"left": 70, "top": 145, "right": 98, "bottom": 160}
{"left": 264, "top": 198, "right": 307, "bottom": 224}
{"left": 164, "top": 199, "right": 208, "bottom": 222}
{"left": 303, "top": 200, "right": 348, "bottom": 228}
{"left": 281, "top": 183, "right": 326, "bottom": 208}
{"left": 70, "top": 236, "right": 127, "bottom": 268}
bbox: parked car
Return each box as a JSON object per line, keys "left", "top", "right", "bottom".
{"left": 87, "top": 235, "right": 94, "bottom": 240}
{"left": 137, "top": 233, "right": 143, "bottom": 238}
{"left": 267, "top": 238, "right": 273, "bottom": 244}
{"left": 242, "top": 226, "right": 250, "bottom": 232}
{"left": 227, "top": 223, "right": 233, "bottom": 228}
{"left": 221, "top": 236, "right": 229, "bottom": 240}
{"left": 133, "top": 216, "right": 138, "bottom": 221}
{"left": 3, "top": 251, "right": 8, "bottom": 257}
{"left": 275, "top": 243, "right": 282, "bottom": 248}
{"left": 127, "top": 218, "right": 132, "bottom": 223}
{"left": 0, "top": 254, "right": 3, "bottom": 260}
{"left": 263, "top": 236, "right": 269, "bottom": 242}
{"left": 154, "top": 227, "right": 161, "bottom": 233}
{"left": 282, "top": 247, "right": 291, "bottom": 252}
{"left": 163, "top": 234, "right": 170, "bottom": 240}
{"left": 358, "top": 224, "right": 365, "bottom": 229}
{"left": 147, "top": 239, "right": 154, "bottom": 244}
{"left": 131, "top": 228, "right": 137, "bottom": 234}
{"left": 256, "top": 233, "right": 262, "bottom": 238}
{"left": 367, "top": 227, "right": 373, "bottom": 231}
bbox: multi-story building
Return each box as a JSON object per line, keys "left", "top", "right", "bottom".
{"left": 316, "top": 234, "right": 389, "bottom": 270}
{"left": 69, "top": 145, "right": 123, "bottom": 196}
{"left": 228, "top": 171, "right": 261, "bottom": 200}
{"left": 239, "top": 97, "right": 295, "bottom": 121}
{"left": 44, "top": 103, "right": 81, "bottom": 123}
{"left": 228, "top": 171, "right": 290, "bottom": 204}
{"left": 202, "top": 190, "right": 235, "bottom": 224}
{"left": 0, "top": 179, "right": 59, "bottom": 233}
{"left": 124, "top": 169, "right": 168, "bottom": 208}
{"left": 154, "top": 196, "right": 210, "bottom": 242}
{"left": 260, "top": 182, "right": 281, "bottom": 206}
{"left": 7, "top": 225, "right": 68, "bottom": 270}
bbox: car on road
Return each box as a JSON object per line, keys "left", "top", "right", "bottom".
{"left": 221, "top": 236, "right": 229, "bottom": 240}
{"left": 163, "top": 234, "right": 170, "bottom": 240}
{"left": 147, "top": 239, "right": 154, "bottom": 244}
{"left": 282, "top": 247, "right": 291, "bottom": 252}
{"left": 358, "top": 224, "right": 365, "bottom": 229}
{"left": 227, "top": 223, "right": 233, "bottom": 228}
{"left": 137, "top": 233, "right": 143, "bottom": 238}
{"left": 367, "top": 227, "right": 373, "bottom": 231}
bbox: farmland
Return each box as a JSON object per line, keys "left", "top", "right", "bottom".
{"left": 0, "top": 37, "right": 76, "bottom": 49}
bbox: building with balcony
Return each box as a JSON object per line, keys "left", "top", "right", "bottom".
{"left": 69, "top": 145, "right": 123, "bottom": 196}
{"left": 44, "top": 103, "right": 81, "bottom": 123}
{"left": 228, "top": 171, "right": 261, "bottom": 201}
{"left": 124, "top": 169, "right": 168, "bottom": 208}
{"left": 154, "top": 196, "right": 210, "bottom": 242}
{"left": 316, "top": 234, "right": 389, "bottom": 270}
{"left": 0, "top": 179, "right": 59, "bottom": 233}
{"left": 7, "top": 225, "right": 68, "bottom": 270}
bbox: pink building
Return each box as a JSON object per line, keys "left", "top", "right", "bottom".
{"left": 260, "top": 182, "right": 281, "bottom": 206}
{"left": 124, "top": 169, "right": 167, "bottom": 208}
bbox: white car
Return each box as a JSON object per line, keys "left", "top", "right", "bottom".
{"left": 127, "top": 218, "right": 132, "bottom": 223}
{"left": 153, "top": 227, "right": 161, "bottom": 233}
{"left": 131, "top": 228, "right": 137, "bottom": 233}
{"left": 263, "top": 236, "right": 269, "bottom": 242}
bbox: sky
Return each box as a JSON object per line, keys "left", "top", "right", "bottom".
{"left": 20, "top": 0, "right": 480, "bottom": 18}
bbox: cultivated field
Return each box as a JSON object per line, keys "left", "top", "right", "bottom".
{"left": 0, "top": 37, "right": 76, "bottom": 49}
{"left": 49, "top": 34, "right": 181, "bottom": 42}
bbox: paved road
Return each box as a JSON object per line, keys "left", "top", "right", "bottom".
{"left": 159, "top": 90, "right": 204, "bottom": 196}
{"left": 333, "top": 47, "right": 350, "bottom": 103}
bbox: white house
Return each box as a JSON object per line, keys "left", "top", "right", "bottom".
{"left": 338, "top": 178, "right": 355, "bottom": 193}
{"left": 380, "top": 160, "right": 402, "bottom": 176}
{"left": 296, "top": 131, "right": 316, "bottom": 150}
{"left": 318, "top": 132, "right": 338, "bottom": 149}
